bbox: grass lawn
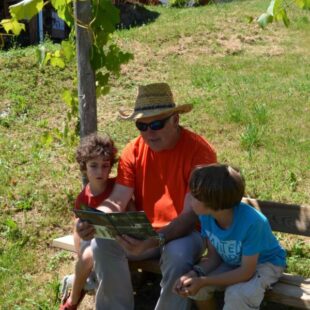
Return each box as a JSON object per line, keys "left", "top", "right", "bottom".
{"left": 0, "top": 0, "right": 309, "bottom": 308}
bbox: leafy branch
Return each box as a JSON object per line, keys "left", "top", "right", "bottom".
{"left": 258, "top": 0, "right": 310, "bottom": 28}
{"left": 1, "top": 0, "right": 133, "bottom": 145}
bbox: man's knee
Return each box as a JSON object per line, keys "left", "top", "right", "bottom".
{"left": 161, "top": 245, "right": 192, "bottom": 272}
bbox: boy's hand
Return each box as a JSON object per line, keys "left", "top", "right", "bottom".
{"left": 173, "top": 270, "right": 202, "bottom": 297}
{"left": 76, "top": 219, "right": 95, "bottom": 240}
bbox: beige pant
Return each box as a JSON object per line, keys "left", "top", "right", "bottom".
{"left": 190, "top": 262, "right": 284, "bottom": 310}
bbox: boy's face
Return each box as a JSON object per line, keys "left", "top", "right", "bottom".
{"left": 85, "top": 156, "right": 111, "bottom": 194}
{"left": 189, "top": 193, "right": 210, "bottom": 216}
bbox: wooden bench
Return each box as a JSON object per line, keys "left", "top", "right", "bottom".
{"left": 52, "top": 197, "right": 310, "bottom": 309}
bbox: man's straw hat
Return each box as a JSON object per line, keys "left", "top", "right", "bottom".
{"left": 119, "top": 83, "right": 193, "bottom": 120}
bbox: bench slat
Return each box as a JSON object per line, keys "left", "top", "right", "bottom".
{"left": 265, "top": 281, "right": 310, "bottom": 309}
{"left": 52, "top": 235, "right": 75, "bottom": 252}
{"left": 242, "top": 198, "right": 310, "bottom": 236}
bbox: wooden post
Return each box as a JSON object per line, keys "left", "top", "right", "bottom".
{"left": 74, "top": 0, "right": 97, "bottom": 138}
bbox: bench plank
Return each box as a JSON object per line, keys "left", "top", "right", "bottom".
{"left": 52, "top": 235, "right": 75, "bottom": 252}
{"left": 242, "top": 198, "right": 310, "bottom": 236}
{"left": 265, "top": 281, "right": 310, "bottom": 309}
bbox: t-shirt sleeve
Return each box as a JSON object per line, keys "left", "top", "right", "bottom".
{"left": 191, "top": 135, "right": 217, "bottom": 168}
{"left": 116, "top": 142, "right": 136, "bottom": 188}
{"left": 185, "top": 134, "right": 217, "bottom": 192}
{"left": 75, "top": 194, "right": 82, "bottom": 210}
{"left": 242, "top": 218, "right": 269, "bottom": 256}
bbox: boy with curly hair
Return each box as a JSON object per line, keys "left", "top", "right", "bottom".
{"left": 60, "top": 133, "right": 118, "bottom": 310}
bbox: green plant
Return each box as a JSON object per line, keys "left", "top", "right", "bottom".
{"left": 48, "top": 251, "right": 72, "bottom": 271}
{"left": 288, "top": 171, "right": 298, "bottom": 192}
{"left": 227, "top": 102, "right": 247, "bottom": 124}
{"left": 2, "top": 218, "right": 22, "bottom": 241}
{"left": 258, "top": 0, "right": 310, "bottom": 28}
{"left": 0, "top": 0, "right": 133, "bottom": 144}
{"left": 252, "top": 103, "right": 268, "bottom": 125}
{"left": 170, "top": 0, "right": 199, "bottom": 8}
{"left": 240, "top": 124, "right": 262, "bottom": 152}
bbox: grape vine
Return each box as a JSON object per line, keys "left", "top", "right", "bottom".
{"left": 0, "top": 0, "right": 133, "bottom": 144}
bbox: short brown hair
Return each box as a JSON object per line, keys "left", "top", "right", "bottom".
{"left": 76, "top": 133, "right": 117, "bottom": 172}
{"left": 190, "top": 163, "right": 245, "bottom": 210}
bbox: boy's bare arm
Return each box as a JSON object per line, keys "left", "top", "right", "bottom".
{"left": 176, "top": 254, "right": 259, "bottom": 297}
{"left": 97, "top": 183, "right": 134, "bottom": 213}
{"left": 73, "top": 217, "right": 82, "bottom": 255}
{"left": 197, "top": 239, "right": 222, "bottom": 274}
{"left": 198, "top": 254, "right": 258, "bottom": 287}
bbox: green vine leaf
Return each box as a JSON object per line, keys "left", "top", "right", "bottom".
{"left": 61, "top": 40, "right": 75, "bottom": 61}
{"left": 1, "top": 0, "right": 133, "bottom": 146}
{"left": 0, "top": 18, "right": 25, "bottom": 35}
{"left": 9, "top": 0, "right": 44, "bottom": 21}
{"left": 50, "top": 55, "right": 65, "bottom": 68}
{"left": 259, "top": 0, "right": 309, "bottom": 28}
{"left": 258, "top": 13, "right": 274, "bottom": 28}
{"left": 294, "top": 0, "right": 310, "bottom": 8}
{"left": 51, "top": 0, "right": 74, "bottom": 27}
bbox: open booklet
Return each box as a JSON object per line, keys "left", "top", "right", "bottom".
{"left": 74, "top": 206, "right": 158, "bottom": 240}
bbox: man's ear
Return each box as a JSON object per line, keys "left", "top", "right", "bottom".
{"left": 173, "top": 113, "right": 180, "bottom": 126}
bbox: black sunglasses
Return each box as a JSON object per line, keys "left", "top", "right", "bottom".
{"left": 135, "top": 114, "right": 173, "bottom": 132}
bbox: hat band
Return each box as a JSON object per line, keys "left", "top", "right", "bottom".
{"left": 134, "top": 103, "right": 175, "bottom": 112}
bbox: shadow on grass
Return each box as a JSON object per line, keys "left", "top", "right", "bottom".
{"left": 117, "top": 3, "right": 160, "bottom": 29}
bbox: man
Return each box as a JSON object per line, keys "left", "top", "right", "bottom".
{"left": 76, "top": 82, "right": 217, "bottom": 310}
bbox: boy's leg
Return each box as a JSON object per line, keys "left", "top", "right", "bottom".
{"left": 223, "top": 263, "right": 284, "bottom": 310}
{"left": 91, "top": 238, "right": 134, "bottom": 310}
{"left": 189, "top": 262, "right": 235, "bottom": 310}
{"left": 155, "top": 231, "right": 205, "bottom": 310}
{"left": 69, "top": 245, "right": 93, "bottom": 305}
{"left": 195, "top": 298, "right": 218, "bottom": 310}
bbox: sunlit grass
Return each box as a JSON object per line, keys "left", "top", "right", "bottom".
{"left": 0, "top": 0, "right": 309, "bottom": 308}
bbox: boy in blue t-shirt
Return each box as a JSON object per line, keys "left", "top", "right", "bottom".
{"left": 173, "top": 164, "right": 286, "bottom": 310}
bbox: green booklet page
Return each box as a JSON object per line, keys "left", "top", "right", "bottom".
{"left": 74, "top": 207, "right": 157, "bottom": 240}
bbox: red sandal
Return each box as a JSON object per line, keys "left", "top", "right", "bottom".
{"left": 59, "top": 290, "right": 86, "bottom": 310}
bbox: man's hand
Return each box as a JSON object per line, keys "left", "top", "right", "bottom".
{"left": 173, "top": 270, "right": 202, "bottom": 297}
{"left": 116, "top": 235, "right": 158, "bottom": 256}
{"left": 75, "top": 219, "right": 96, "bottom": 240}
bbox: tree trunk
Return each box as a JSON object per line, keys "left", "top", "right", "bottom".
{"left": 74, "top": 0, "right": 97, "bottom": 138}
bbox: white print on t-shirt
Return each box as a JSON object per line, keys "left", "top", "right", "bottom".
{"left": 206, "top": 231, "right": 242, "bottom": 265}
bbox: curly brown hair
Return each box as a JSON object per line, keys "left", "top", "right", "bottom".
{"left": 76, "top": 133, "right": 117, "bottom": 172}
{"left": 190, "top": 163, "right": 245, "bottom": 210}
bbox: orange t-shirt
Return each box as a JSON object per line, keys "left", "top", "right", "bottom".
{"left": 116, "top": 128, "right": 217, "bottom": 230}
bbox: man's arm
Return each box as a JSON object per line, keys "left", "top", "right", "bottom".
{"left": 117, "top": 192, "right": 198, "bottom": 255}
{"left": 159, "top": 192, "right": 198, "bottom": 241}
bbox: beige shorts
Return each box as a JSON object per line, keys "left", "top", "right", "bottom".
{"left": 190, "top": 262, "right": 284, "bottom": 304}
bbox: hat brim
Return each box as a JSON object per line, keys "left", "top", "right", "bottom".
{"left": 119, "top": 104, "right": 193, "bottom": 120}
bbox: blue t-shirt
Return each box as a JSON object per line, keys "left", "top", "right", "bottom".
{"left": 199, "top": 202, "right": 286, "bottom": 267}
